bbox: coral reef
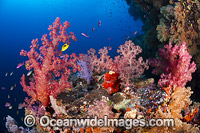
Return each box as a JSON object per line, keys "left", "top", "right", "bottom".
{"left": 6, "top": 17, "right": 200, "bottom": 133}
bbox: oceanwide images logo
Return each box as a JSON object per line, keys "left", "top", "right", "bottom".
{"left": 24, "top": 114, "right": 175, "bottom": 130}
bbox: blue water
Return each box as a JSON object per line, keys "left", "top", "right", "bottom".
{"left": 0, "top": 0, "right": 143, "bottom": 131}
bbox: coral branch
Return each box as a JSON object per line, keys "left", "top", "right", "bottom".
{"left": 150, "top": 42, "right": 196, "bottom": 87}
{"left": 88, "top": 40, "right": 148, "bottom": 88}
{"left": 20, "top": 17, "right": 83, "bottom": 107}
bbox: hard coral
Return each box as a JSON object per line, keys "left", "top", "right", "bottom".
{"left": 20, "top": 17, "right": 83, "bottom": 107}
{"left": 150, "top": 42, "right": 196, "bottom": 87}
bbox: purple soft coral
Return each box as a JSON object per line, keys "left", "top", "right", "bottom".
{"left": 77, "top": 55, "right": 93, "bottom": 84}
{"left": 150, "top": 42, "right": 196, "bottom": 87}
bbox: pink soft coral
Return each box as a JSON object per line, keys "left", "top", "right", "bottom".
{"left": 20, "top": 17, "right": 83, "bottom": 107}
{"left": 114, "top": 40, "right": 149, "bottom": 87}
{"left": 87, "top": 47, "right": 113, "bottom": 73}
{"left": 150, "top": 42, "right": 196, "bottom": 87}
{"left": 88, "top": 40, "right": 148, "bottom": 88}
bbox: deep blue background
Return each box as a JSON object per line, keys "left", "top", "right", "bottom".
{"left": 0, "top": 0, "right": 143, "bottom": 131}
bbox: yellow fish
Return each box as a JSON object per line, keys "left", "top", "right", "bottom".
{"left": 62, "top": 43, "right": 69, "bottom": 51}
{"left": 25, "top": 62, "right": 30, "bottom": 68}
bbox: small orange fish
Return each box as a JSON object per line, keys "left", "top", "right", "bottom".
{"left": 98, "top": 21, "right": 101, "bottom": 27}
{"left": 57, "top": 101, "right": 61, "bottom": 106}
{"left": 92, "top": 28, "right": 95, "bottom": 32}
{"left": 84, "top": 104, "right": 88, "bottom": 111}
{"left": 81, "top": 33, "right": 89, "bottom": 38}
{"left": 5, "top": 102, "right": 11, "bottom": 107}
{"left": 108, "top": 46, "right": 112, "bottom": 50}
{"left": 126, "top": 107, "right": 131, "bottom": 112}
{"left": 80, "top": 128, "right": 84, "bottom": 133}
{"left": 86, "top": 127, "right": 93, "bottom": 132}
{"left": 126, "top": 36, "right": 130, "bottom": 39}
{"left": 153, "top": 103, "right": 158, "bottom": 106}
{"left": 184, "top": 103, "right": 190, "bottom": 110}
{"left": 16, "top": 62, "right": 24, "bottom": 69}
{"left": 149, "top": 97, "right": 153, "bottom": 100}
{"left": 147, "top": 109, "right": 151, "bottom": 114}
{"left": 133, "top": 31, "right": 137, "bottom": 35}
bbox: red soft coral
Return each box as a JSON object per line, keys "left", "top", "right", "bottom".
{"left": 150, "top": 42, "right": 196, "bottom": 87}
{"left": 20, "top": 17, "right": 83, "bottom": 107}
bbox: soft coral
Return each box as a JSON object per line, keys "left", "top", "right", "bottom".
{"left": 150, "top": 42, "right": 196, "bottom": 87}
{"left": 88, "top": 40, "right": 149, "bottom": 88}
